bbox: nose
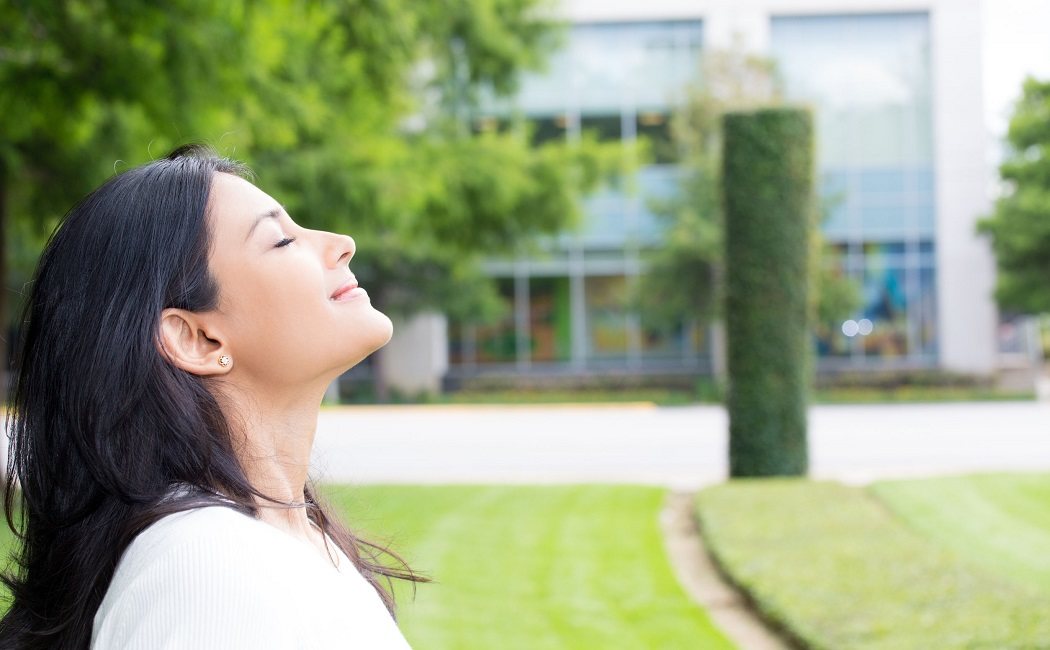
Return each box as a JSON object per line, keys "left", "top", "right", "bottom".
{"left": 329, "top": 233, "right": 355, "bottom": 268}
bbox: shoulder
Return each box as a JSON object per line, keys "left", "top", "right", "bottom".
{"left": 93, "top": 504, "right": 412, "bottom": 650}
{"left": 108, "top": 504, "right": 301, "bottom": 594}
{"left": 92, "top": 506, "right": 300, "bottom": 649}
{"left": 131, "top": 504, "right": 269, "bottom": 554}
{"left": 112, "top": 506, "right": 281, "bottom": 579}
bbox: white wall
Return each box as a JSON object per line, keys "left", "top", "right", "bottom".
{"left": 379, "top": 312, "right": 450, "bottom": 396}
{"left": 929, "top": 0, "right": 997, "bottom": 373}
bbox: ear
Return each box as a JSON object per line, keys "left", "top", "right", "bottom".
{"left": 157, "top": 308, "right": 231, "bottom": 376}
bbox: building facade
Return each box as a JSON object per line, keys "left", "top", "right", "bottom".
{"left": 385, "top": 0, "right": 1010, "bottom": 391}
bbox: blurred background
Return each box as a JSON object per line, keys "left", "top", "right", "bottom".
{"left": 3, "top": 0, "right": 1050, "bottom": 648}
{"left": 2, "top": 0, "right": 1048, "bottom": 404}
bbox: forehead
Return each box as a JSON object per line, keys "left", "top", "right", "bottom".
{"left": 206, "top": 172, "right": 280, "bottom": 238}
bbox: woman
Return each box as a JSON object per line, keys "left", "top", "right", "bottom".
{"left": 0, "top": 145, "right": 424, "bottom": 648}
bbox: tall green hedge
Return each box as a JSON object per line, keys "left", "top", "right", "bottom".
{"left": 722, "top": 108, "right": 814, "bottom": 477}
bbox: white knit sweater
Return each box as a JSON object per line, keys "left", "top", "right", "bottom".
{"left": 91, "top": 503, "right": 412, "bottom": 649}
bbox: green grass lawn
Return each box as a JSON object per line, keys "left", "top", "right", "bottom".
{"left": 0, "top": 485, "right": 731, "bottom": 648}
{"left": 871, "top": 473, "right": 1050, "bottom": 595}
{"left": 324, "top": 484, "right": 734, "bottom": 650}
{"left": 696, "top": 476, "right": 1050, "bottom": 650}
{"left": 7, "top": 476, "right": 1047, "bottom": 648}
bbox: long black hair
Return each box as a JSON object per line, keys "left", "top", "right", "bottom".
{"left": 0, "top": 144, "right": 423, "bottom": 649}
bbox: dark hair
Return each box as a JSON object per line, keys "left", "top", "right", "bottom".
{"left": 0, "top": 144, "right": 424, "bottom": 649}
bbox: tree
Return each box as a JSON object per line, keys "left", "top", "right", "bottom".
{"left": 0, "top": 0, "right": 618, "bottom": 397}
{"left": 0, "top": 1, "right": 252, "bottom": 385}
{"left": 634, "top": 48, "right": 858, "bottom": 346}
{"left": 222, "top": 0, "right": 619, "bottom": 397}
{"left": 723, "top": 108, "right": 814, "bottom": 477}
{"left": 978, "top": 77, "right": 1050, "bottom": 314}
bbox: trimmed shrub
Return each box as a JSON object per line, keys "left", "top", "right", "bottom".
{"left": 722, "top": 108, "right": 814, "bottom": 477}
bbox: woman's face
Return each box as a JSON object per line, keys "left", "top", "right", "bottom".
{"left": 204, "top": 172, "right": 392, "bottom": 387}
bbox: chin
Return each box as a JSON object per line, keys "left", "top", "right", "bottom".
{"left": 374, "top": 311, "right": 394, "bottom": 348}
{"left": 354, "top": 309, "right": 393, "bottom": 359}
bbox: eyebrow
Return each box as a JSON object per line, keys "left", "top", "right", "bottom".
{"left": 245, "top": 206, "right": 285, "bottom": 242}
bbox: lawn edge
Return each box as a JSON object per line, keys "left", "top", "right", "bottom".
{"left": 663, "top": 491, "right": 799, "bottom": 650}
{"left": 692, "top": 493, "right": 817, "bottom": 650}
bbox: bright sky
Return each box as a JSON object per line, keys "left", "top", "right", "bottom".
{"left": 982, "top": 0, "right": 1050, "bottom": 138}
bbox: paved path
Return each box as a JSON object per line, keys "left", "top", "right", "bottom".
{"left": 310, "top": 401, "right": 1050, "bottom": 488}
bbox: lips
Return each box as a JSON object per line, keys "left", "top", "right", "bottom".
{"left": 330, "top": 274, "right": 359, "bottom": 301}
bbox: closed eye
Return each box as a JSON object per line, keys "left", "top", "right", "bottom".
{"left": 275, "top": 237, "right": 296, "bottom": 248}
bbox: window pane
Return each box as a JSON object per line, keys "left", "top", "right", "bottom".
{"left": 637, "top": 112, "right": 676, "bottom": 163}
{"left": 580, "top": 113, "right": 622, "bottom": 142}
{"left": 585, "top": 275, "right": 628, "bottom": 359}
{"left": 773, "top": 13, "right": 937, "bottom": 364}
{"left": 860, "top": 262, "right": 909, "bottom": 357}
{"left": 529, "top": 277, "right": 571, "bottom": 362}
{"left": 474, "top": 278, "right": 516, "bottom": 363}
{"left": 528, "top": 115, "right": 568, "bottom": 146}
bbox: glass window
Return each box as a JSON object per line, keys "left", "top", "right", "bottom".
{"left": 474, "top": 278, "right": 517, "bottom": 363}
{"left": 772, "top": 13, "right": 932, "bottom": 168}
{"left": 917, "top": 264, "right": 937, "bottom": 356}
{"left": 529, "top": 277, "right": 571, "bottom": 362}
{"left": 814, "top": 256, "right": 856, "bottom": 358}
{"left": 572, "top": 22, "right": 703, "bottom": 115}
{"left": 859, "top": 262, "right": 909, "bottom": 358}
{"left": 636, "top": 165, "right": 681, "bottom": 243}
{"left": 514, "top": 46, "right": 574, "bottom": 115}
{"left": 636, "top": 112, "right": 676, "bottom": 163}
{"left": 487, "top": 20, "right": 702, "bottom": 117}
{"left": 640, "top": 321, "right": 694, "bottom": 360}
{"left": 773, "top": 13, "right": 937, "bottom": 364}
{"left": 585, "top": 275, "right": 629, "bottom": 359}
{"left": 468, "top": 20, "right": 707, "bottom": 371}
{"left": 580, "top": 188, "right": 628, "bottom": 247}
{"left": 580, "top": 113, "right": 622, "bottom": 142}
{"left": 448, "top": 319, "right": 469, "bottom": 365}
{"left": 771, "top": 13, "right": 934, "bottom": 240}
{"left": 528, "top": 115, "right": 569, "bottom": 146}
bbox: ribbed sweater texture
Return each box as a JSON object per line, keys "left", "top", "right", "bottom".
{"left": 91, "top": 504, "right": 412, "bottom": 649}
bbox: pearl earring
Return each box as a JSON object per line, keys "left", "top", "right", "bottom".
{"left": 218, "top": 355, "right": 232, "bottom": 368}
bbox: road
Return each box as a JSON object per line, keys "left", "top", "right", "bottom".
{"left": 310, "top": 401, "right": 1050, "bottom": 488}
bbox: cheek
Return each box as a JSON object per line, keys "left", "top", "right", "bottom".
{"left": 224, "top": 267, "right": 390, "bottom": 372}
{"left": 223, "top": 264, "right": 324, "bottom": 347}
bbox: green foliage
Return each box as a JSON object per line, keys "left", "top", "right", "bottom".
{"left": 636, "top": 49, "right": 859, "bottom": 335}
{"left": 696, "top": 478, "right": 1050, "bottom": 649}
{"left": 351, "top": 129, "right": 618, "bottom": 321}
{"left": 322, "top": 484, "right": 735, "bottom": 650}
{"left": 722, "top": 108, "right": 814, "bottom": 477}
{"left": 978, "top": 77, "right": 1050, "bottom": 313}
{"left": 636, "top": 50, "right": 780, "bottom": 329}
{"left": 0, "top": 1, "right": 248, "bottom": 212}
{"left": 0, "top": 0, "right": 616, "bottom": 331}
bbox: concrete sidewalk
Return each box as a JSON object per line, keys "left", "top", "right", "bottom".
{"left": 310, "top": 401, "right": 1050, "bottom": 488}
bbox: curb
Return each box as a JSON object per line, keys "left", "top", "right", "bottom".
{"left": 660, "top": 491, "right": 794, "bottom": 650}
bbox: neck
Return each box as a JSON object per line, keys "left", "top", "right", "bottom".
{"left": 217, "top": 376, "right": 329, "bottom": 536}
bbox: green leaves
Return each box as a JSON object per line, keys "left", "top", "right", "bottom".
{"left": 979, "top": 76, "right": 1050, "bottom": 314}
{"left": 2, "top": 0, "right": 614, "bottom": 329}
{"left": 723, "top": 108, "right": 814, "bottom": 477}
{"left": 634, "top": 47, "right": 857, "bottom": 335}
{"left": 634, "top": 49, "right": 779, "bottom": 329}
